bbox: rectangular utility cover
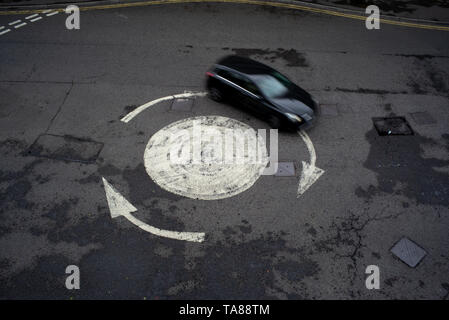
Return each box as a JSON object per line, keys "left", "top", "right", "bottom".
{"left": 275, "top": 162, "right": 296, "bottom": 177}
{"left": 320, "top": 104, "right": 339, "bottom": 116}
{"left": 171, "top": 98, "right": 193, "bottom": 111}
{"left": 28, "top": 134, "right": 103, "bottom": 163}
{"left": 391, "top": 237, "right": 427, "bottom": 268}
{"left": 372, "top": 117, "right": 414, "bottom": 136}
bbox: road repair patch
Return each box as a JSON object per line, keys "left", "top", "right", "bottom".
{"left": 28, "top": 134, "right": 103, "bottom": 163}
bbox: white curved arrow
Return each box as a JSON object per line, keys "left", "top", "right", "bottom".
{"left": 102, "top": 177, "right": 205, "bottom": 243}
{"left": 297, "top": 131, "right": 325, "bottom": 197}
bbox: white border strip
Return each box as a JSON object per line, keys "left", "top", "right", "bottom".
{"left": 8, "top": 20, "right": 21, "bottom": 25}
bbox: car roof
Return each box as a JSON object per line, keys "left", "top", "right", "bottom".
{"left": 216, "top": 55, "right": 274, "bottom": 75}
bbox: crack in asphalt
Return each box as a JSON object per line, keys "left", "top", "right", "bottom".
{"left": 44, "top": 81, "right": 73, "bottom": 133}
{"left": 314, "top": 207, "right": 405, "bottom": 296}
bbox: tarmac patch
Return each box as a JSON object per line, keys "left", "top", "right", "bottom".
{"left": 28, "top": 134, "right": 103, "bottom": 163}
{"left": 231, "top": 48, "right": 308, "bottom": 67}
{"left": 409, "top": 111, "right": 436, "bottom": 125}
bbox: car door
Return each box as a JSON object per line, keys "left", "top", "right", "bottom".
{"left": 238, "top": 77, "right": 269, "bottom": 116}
{"left": 217, "top": 69, "right": 265, "bottom": 115}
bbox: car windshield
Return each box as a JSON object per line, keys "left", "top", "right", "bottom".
{"left": 251, "top": 73, "right": 290, "bottom": 99}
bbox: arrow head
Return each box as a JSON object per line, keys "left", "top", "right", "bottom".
{"left": 102, "top": 177, "right": 137, "bottom": 218}
{"left": 297, "top": 161, "right": 325, "bottom": 197}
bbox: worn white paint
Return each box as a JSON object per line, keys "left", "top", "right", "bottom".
{"left": 30, "top": 17, "right": 43, "bottom": 22}
{"left": 297, "top": 130, "right": 325, "bottom": 196}
{"left": 26, "top": 14, "right": 39, "bottom": 20}
{"left": 143, "top": 116, "right": 268, "bottom": 200}
{"left": 0, "top": 29, "right": 10, "bottom": 35}
{"left": 120, "top": 91, "right": 207, "bottom": 123}
{"left": 9, "top": 20, "right": 21, "bottom": 26}
{"left": 14, "top": 23, "right": 27, "bottom": 29}
{"left": 46, "top": 11, "right": 59, "bottom": 17}
{"left": 102, "top": 177, "right": 205, "bottom": 242}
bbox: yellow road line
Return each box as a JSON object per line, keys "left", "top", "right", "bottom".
{"left": 1, "top": 0, "right": 448, "bottom": 31}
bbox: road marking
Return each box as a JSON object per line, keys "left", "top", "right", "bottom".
{"left": 14, "top": 22, "right": 27, "bottom": 29}
{"left": 114, "top": 91, "right": 325, "bottom": 240}
{"left": 46, "top": 11, "right": 59, "bottom": 17}
{"left": 297, "top": 130, "right": 325, "bottom": 196}
{"left": 102, "top": 177, "right": 205, "bottom": 242}
{"left": 121, "top": 91, "right": 207, "bottom": 123}
{"left": 0, "top": 9, "right": 59, "bottom": 37}
{"left": 25, "top": 14, "right": 39, "bottom": 20}
{"left": 0, "top": 0, "right": 447, "bottom": 31}
{"left": 8, "top": 20, "right": 21, "bottom": 25}
{"left": 143, "top": 116, "right": 268, "bottom": 200}
{"left": 122, "top": 92, "right": 325, "bottom": 199}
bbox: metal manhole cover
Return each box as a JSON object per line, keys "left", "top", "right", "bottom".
{"left": 391, "top": 237, "right": 427, "bottom": 268}
{"left": 275, "top": 162, "right": 296, "bottom": 176}
{"left": 320, "top": 104, "right": 339, "bottom": 117}
{"left": 372, "top": 117, "right": 414, "bottom": 136}
{"left": 171, "top": 98, "right": 194, "bottom": 112}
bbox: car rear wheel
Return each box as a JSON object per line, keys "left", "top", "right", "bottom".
{"left": 208, "top": 87, "right": 223, "bottom": 102}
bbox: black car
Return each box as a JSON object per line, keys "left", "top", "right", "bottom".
{"left": 205, "top": 55, "right": 319, "bottom": 130}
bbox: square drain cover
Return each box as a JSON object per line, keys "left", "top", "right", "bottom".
{"left": 275, "top": 162, "right": 296, "bottom": 176}
{"left": 372, "top": 117, "right": 414, "bottom": 136}
{"left": 410, "top": 111, "right": 436, "bottom": 125}
{"left": 320, "top": 104, "right": 339, "bottom": 117}
{"left": 28, "top": 134, "right": 103, "bottom": 163}
{"left": 171, "top": 98, "right": 193, "bottom": 111}
{"left": 391, "top": 237, "right": 427, "bottom": 268}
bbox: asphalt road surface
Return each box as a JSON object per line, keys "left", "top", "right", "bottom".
{"left": 0, "top": 1, "right": 448, "bottom": 299}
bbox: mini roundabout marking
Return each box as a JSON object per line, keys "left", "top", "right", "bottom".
{"left": 102, "top": 91, "right": 324, "bottom": 243}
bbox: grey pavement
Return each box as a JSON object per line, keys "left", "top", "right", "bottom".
{"left": 0, "top": 2, "right": 448, "bottom": 299}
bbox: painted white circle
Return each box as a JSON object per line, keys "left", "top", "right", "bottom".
{"left": 144, "top": 116, "right": 268, "bottom": 200}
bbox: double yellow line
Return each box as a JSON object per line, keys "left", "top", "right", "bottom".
{"left": 1, "top": 0, "right": 448, "bottom": 31}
